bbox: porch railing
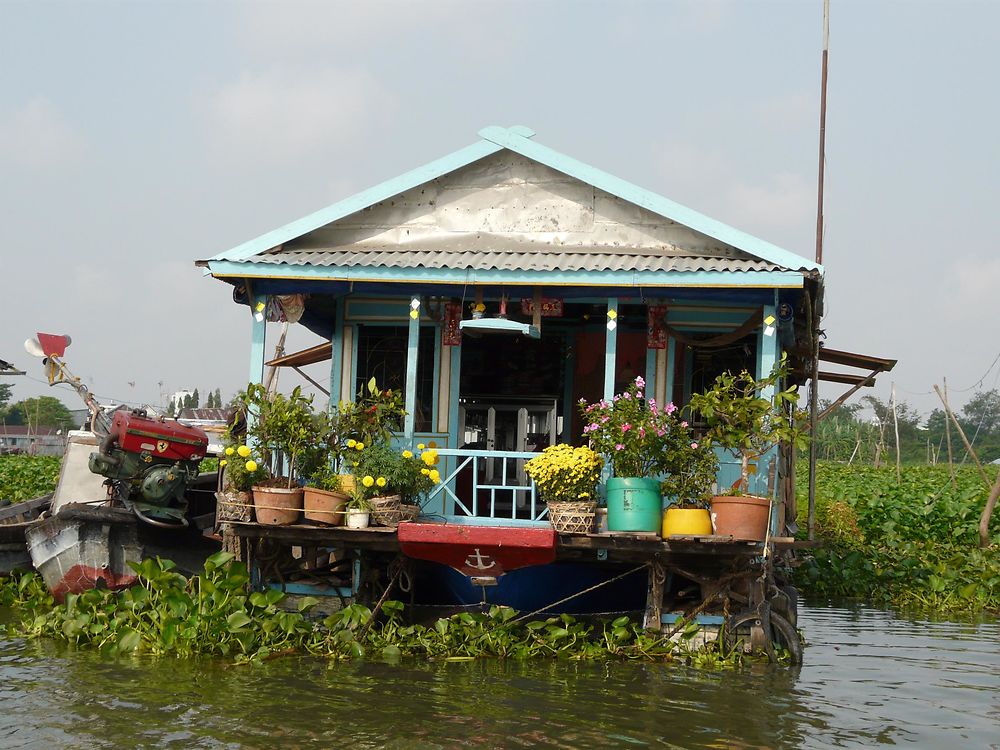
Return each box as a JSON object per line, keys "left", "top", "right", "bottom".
{"left": 420, "top": 448, "right": 547, "bottom": 523}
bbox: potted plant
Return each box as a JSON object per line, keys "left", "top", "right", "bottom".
{"left": 303, "top": 463, "right": 349, "bottom": 526}
{"left": 240, "top": 383, "right": 322, "bottom": 525}
{"left": 217, "top": 437, "right": 268, "bottom": 523}
{"left": 659, "top": 432, "right": 719, "bottom": 537}
{"left": 393, "top": 445, "right": 440, "bottom": 522}
{"left": 344, "top": 488, "right": 372, "bottom": 529}
{"left": 525, "top": 444, "right": 603, "bottom": 534}
{"left": 687, "top": 356, "right": 807, "bottom": 541}
{"left": 579, "top": 376, "right": 685, "bottom": 532}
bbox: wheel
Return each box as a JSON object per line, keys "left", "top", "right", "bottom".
{"left": 724, "top": 609, "right": 802, "bottom": 665}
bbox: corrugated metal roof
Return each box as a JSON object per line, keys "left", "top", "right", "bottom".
{"left": 245, "top": 248, "right": 783, "bottom": 273}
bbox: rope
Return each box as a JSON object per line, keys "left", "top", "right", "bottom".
{"left": 507, "top": 563, "right": 650, "bottom": 626}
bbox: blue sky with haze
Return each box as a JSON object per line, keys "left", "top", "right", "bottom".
{"left": 2, "top": 0, "right": 997, "bottom": 420}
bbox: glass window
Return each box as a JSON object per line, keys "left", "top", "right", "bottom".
{"left": 355, "top": 325, "right": 435, "bottom": 432}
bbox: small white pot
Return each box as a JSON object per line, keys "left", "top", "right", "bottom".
{"left": 346, "top": 510, "right": 370, "bottom": 529}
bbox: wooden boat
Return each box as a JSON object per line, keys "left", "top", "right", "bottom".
{"left": 0, "top": 494, "right": 51, "bottom": 575}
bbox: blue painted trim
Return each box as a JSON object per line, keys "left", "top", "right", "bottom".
{"left": 431, "top": 322, "right": 442, "bottom": 436}
{"left": 447, "top": 345, "right": 462, "bottom": 517}
{"left": 404, "top": 297, "right": 420, "bottom": 440}
{"left": 660, "top": 613, "right": 726, "bottom": 626}
{"left": 267, "top": 582, "right": 352, "bottom": 598}
{"left": 604, "top": 298, "right": 618, "bottom": 401}
{"left": 478, "top": 126, "right": 822, "bottom": 274}
{"left": 248, "top": 294, "right": 266, "bottom": 385}
{"left": 430, "top": 516, "right": 551, "bottom": 528}
{"left": 207, "top": 139, "right": 504, "bottom": 262}
{"left": 329, "top": 297, "right": 345, "bottom": 409}
{"left": 207, "top": 261, "right": 806, "bottom": 289}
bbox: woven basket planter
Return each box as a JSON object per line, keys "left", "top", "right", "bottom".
{"left": 215, "top": 490, "right": 253, "bottom": 523}
{"left": 369, "top": 494, "right": 404, "bottom": 527}
{"left": 547, "top": 500, "right": 597, "bottom": 534}
{"left": 398, "top": 503, "right": 421, "bottom": 523}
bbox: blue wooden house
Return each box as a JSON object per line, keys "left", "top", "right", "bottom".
{"left": 197, "top": 126, "right": 850, "bottom": 642}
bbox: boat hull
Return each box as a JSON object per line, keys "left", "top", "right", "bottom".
{"left": 25, "top": 505, "right": 142, "bottom": 602}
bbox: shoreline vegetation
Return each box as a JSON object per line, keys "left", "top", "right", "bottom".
{"left": 796, "top": 463, "right": 1000, "bottom": 613}
{"left": 0, "top": 554, "right": 768, "bottom": 668}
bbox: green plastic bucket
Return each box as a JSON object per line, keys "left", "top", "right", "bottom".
{"left": 606, "top": 477, "right": 663, "bottom": 532}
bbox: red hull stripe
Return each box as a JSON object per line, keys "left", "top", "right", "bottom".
{"left": 398, "top": 523, "right": 556, "bottom": 576}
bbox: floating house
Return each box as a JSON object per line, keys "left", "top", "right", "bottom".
{"left": 196, "top": 126, "right": 887, "bottom": 653}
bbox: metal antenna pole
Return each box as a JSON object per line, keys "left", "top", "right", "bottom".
{"left": 815, "top": 0, "right": 830, "bottom": 265}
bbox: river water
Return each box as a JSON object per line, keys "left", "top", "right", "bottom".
{"left": 0, "top": 603, "right": 996, "bottom": 749}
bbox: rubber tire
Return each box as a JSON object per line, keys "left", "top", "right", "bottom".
{"left": 724, "top": 610, "right": 802, "bottom": 665}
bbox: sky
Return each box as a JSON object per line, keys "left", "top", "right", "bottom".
{"left": 2, "top": 0, "right": 998, "bottom": 422}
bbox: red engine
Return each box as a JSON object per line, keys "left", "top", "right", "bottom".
{"left": 111, "top": 410, "right": 208, "bottom": 461}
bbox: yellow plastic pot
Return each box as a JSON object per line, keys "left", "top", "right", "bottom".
{"left": 662, "top": 507, "right": 713, "bottom": 537}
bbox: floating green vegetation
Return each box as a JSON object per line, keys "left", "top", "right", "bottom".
{"left": 0, "top": 455, "right": 61, "bottom": 504}
{"left": 0, "top": 554, "right": 777, "bottom": 668}
{"left": 796, "top": 462, "right": 1000, "bottom": 612}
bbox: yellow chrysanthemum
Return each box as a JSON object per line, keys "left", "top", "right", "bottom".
{"left": 225, "top": 447, "right": 235, "bottom": 456}
{"left": 346, "top": 439, "right": 356, "bottom": 448}
{"left": 356, "top": 442, "right": 365, "bottom": 451}
{"left": 376, "top": 477, "right": 387, "bottom": 488}
{"left": 362, "top": 475, "right": 375, "bottom": 488}
{"left": 219, "top": 459, "right": 227, "bottom": 467}
{"left": 245, "top": 460, "right": 257, "bottom": 472}
{"left": 421, "top": 468, "right": 430, "bottom": 476}
{"left": 402, "top": 450, "right": 413, "bottom": 459}
{"left": 417, "top": 443, "right": 425, "bottom": 451}
{"left": 237, "top": 445, "right": 251, "bottom": 458}
{"left": 429, "top": 469, "right": 440, "bottom": 483}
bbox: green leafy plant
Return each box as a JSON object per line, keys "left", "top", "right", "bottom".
{"left": 688, "top": 355, "right": 807, "bottom": 495}
{"left": 524, "top": 444, "right": 603, "bottom": 504}
{"left": 239, "top": 384, "right": 323, "bottom": 489}
{"left": 305, "top": 462, "right": 343, "bottom": 493}
{"left": 218, "top": 439, "right": 269, "bottom": 492}
{"left": 341, "top": 378, "right": 407, "bottom": 448}
{"left": 660, "top": 437, "right": 719, "bottom": 508}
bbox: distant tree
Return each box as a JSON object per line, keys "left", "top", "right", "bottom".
{"left": 183, "top": 394, "right": 193, "bottom": 409}
{"left": 959, "top": 389, "right": 1000, "bottom": 437}
{"left": 11, "top": 396, "right": 74, "bottom": 430}
{"left": 213, "top": 388, "right": 222, "bottom": 409}
{"left": 166, "top": 400, "right": 176, "bottom": 417}
{"left": 0, "top": 383, "right": 12, "bottom": 409}
{"left": 192, "top": 388, "right": 200, "bottom": 409}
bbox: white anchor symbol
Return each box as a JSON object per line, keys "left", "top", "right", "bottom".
{"left": 464, "top": 548, "right": 495, "bottom": 570}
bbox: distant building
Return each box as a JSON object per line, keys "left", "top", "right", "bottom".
{"left": 0, "top": 426, "right": 65, "bottom": 456}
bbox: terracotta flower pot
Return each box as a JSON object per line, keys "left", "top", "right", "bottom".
{"left": 303, "top": 487, "right": 349, "bottom": 526}
{"left": 710, "top": 495, "right": 770, "bottom": 541}
{"left": 252, "top": 486, "right": 304, "bottom": 526}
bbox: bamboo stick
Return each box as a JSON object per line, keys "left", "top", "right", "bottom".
{"left": 944, "top": 377, "right": 956, "bottom": 488}
{"left": 980, "top": 471, "right": 1000, "bottom": 548}
{"left": 933, "top": 385, "right": 990, "bottom": 487}
{"left": 891, "top": 383, "right": 901, "bottom": 483}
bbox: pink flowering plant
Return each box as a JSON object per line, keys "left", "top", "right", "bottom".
{"left": 659, "top": 437, "right": 719, "bottom": 508}
{"left": 579, "top": 376, "right": 695, "bottom": 478}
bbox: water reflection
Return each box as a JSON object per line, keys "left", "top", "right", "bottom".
{"left": 0, "top": 603, "right": 997, "bottom": 749}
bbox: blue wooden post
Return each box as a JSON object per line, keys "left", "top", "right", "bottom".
{"left": 446, "top": 345, "right": 462, "bottom": 517}
{"left": 757, "top": 300, "right": 779, "bottom": 500}
{"left": 604, "top": 297, "right": 618, "bottom": 401}
{"left": 329, "top": 297, "right": 344, "bottom": 410}
{"left": 403, "top": 296, "right": 421, "bottom": 441}
{"left": 249, "top": 293, "right": 267, "bottom": 386}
